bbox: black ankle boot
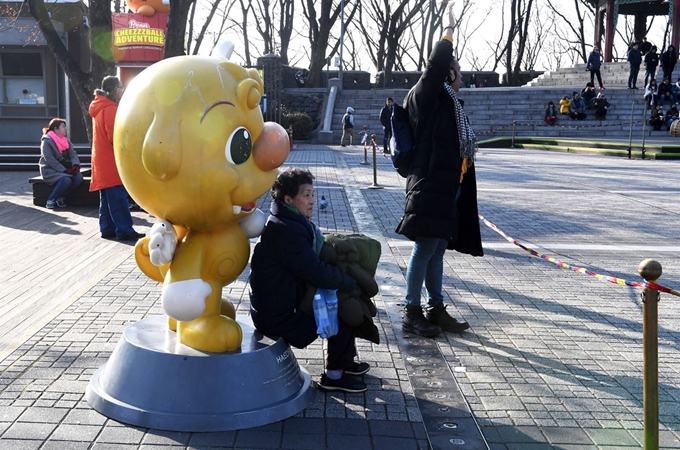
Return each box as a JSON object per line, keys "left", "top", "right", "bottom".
{"left": 403, "top": 306, "right": 441, "bottom": 338}
{"left": 426, "top": 303, "right": 470, "bottom": 333}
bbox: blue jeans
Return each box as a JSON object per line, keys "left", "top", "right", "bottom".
{"left": 405, "top": 237, "right": 448, "bottom": 308}
{"left": 644, "top": 68, "right": 656, "bottom": 87}
{"left": 383, "top": 128, "right": 392, "bottom": 153}
{"left": 48, "top": 173, "right": 83, "bottom": 202}
{"left": 99, "top": 185, "right": 135, "bottom": 238}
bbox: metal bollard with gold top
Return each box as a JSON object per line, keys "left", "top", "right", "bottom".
{"left": 638, "top": 259, "right": 662, "bottom": 450}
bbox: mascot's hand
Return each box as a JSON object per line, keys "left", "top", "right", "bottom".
{"left": 239, "top": 208, "right": 267, "bottom": 238}
{"left": 149, "top": 220, "right": 178, "bottom": 266}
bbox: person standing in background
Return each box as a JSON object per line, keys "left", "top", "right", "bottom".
{"left": 660, "top": 45, "right": 677, "bottom": 82}
{"left": 89, "top": 76, "right": 144, "bottom": 241}
{"left": 644, "top": 45, "right": 660, "bottom": 87}
{"left": 379, "top": 97, "right": 394, "bottom": 155}
{"left": 627, "top": 42, "right": 642, "bottom": 89}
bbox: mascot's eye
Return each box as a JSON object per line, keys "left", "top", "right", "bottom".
{"left": 225, "top": 127, "right": 252, "bottom": 165}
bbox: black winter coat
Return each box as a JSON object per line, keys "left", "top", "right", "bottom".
{"left": 249, "top": 202, "right": 357, "bottom": 339}
{"left": 380, "top": 105, "right": 393, "bottom": 132}
{"left": 395, "top": 38, "right": 483, "bottom": 257}
{"left": 645, "top": 52, "right": 659, "bottom": 70}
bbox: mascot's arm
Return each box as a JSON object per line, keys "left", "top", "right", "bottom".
{"left": 135, "top": 238, "right": 167, "bottom": 282}
{"left": 134, "top": 220, "right": 185, "bottom": 282}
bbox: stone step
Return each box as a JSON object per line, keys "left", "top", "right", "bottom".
{"left": 329, "top": 85, "right": 670, "bottom": 142}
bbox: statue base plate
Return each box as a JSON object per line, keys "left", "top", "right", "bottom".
{"left": 86, "top": 315, "right": 315, "bottom": 431}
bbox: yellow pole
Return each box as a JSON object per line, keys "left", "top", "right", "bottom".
{"left": 638, "top": 259, "right": 662, "bottom": 450}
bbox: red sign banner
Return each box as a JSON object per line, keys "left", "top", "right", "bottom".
{"left": 112, "top": 13, "right": 168, "bottom": 63}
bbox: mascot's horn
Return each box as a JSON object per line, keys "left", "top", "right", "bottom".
{"left": 211, "top": 39, "right": 234, "bottom": 60}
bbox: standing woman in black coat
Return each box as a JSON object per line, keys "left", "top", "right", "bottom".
{"left": 660, "top": 45, "right": 677, "bottom": 83}
{"left": 249, "top": 168, "right": 369, "bottom": 393}
{"left": 396, "top": 1, "right": 483, "bottom": 338}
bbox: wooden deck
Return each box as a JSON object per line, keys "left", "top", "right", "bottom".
{"left": 0, "top": 171, "right": 153, "bottom": 358}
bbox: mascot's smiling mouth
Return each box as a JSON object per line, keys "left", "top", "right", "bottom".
{"left": 233, "top": 202, "right": 256, "bottom": 215}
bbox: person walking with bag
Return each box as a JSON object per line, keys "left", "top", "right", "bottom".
{"left": 396, "top": 0, "right": 483, "bottom": 338}
{"left": 340, "top": 107, "right": 354, "bottom": 146}
{"left": 89, "top": 76, "right": 144, "bottom": 241}
{"left": 39, "top": 118, "right": 83, "bottom": 209}
{"left": 586, "top": 46, "right": 605, "bottom": 90}
{"left": 249, "top": 168, "right": 369, "bottom": 393}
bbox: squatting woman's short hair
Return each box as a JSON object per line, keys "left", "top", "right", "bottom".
{"left": 271, "top": 168, "right": 315, "bottom": 202}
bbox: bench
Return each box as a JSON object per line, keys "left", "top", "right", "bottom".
{"left": 29, "top": 168, "right": 100, "bottom": 207}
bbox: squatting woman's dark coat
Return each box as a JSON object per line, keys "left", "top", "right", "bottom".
{"left": 249, "top": 202, "right": 356, "bottom": 345}
{"left": 395, "top": 38, "right": 483, "bottom": 257}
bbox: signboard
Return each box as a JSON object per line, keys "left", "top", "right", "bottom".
{"left": 112, "top": 13, "right": 168, "bottom": 63}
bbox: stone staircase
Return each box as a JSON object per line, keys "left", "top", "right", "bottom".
{"left": 331, "top": 85, "right": 673, "bottom": 142}
{"left": 527, "top": 61, "right": 680, "bottom": 89}
{"left": 0, "top": 144, "right": 91, "bottom": 171}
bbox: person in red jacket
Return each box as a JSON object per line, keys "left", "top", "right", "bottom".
{"left": 89, "top": 76, "right": 144, "bottom": 241}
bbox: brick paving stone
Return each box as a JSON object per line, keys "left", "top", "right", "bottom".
{"left": 325, "top": 433, "right": 373, "bottom": 450}
{"left": 233, "top": 429, "right": 281, "bottom": 448}
{"left": 141, "top": 430, "right": 191, "bottom": 446}
{"left": 96, "top": 425, "right": 146, "bottom": 444}
{"left": 0, "top": 440, "right": 42, "bottom": 450}
{"left": 1, "top": 421, "right": 56, "bottom": 440}
{"left": 586, "top": 428, "right": 640, "bottom": 446}
{"left": 280, "top": 432, "right": 325, "bottom": 450}
{"left": 49, "top": 423, "right": 102, "bottom": 442}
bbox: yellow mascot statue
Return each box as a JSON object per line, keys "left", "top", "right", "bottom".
{"left": 114, "top": 42, "right": 290, "bottom": 352}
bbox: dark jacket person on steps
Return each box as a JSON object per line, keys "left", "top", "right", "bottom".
{"left": 396, "top": 1, "right": 483, "bottom": 339}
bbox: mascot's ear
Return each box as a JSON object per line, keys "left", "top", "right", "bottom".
{"left": 220, "top": 63, "right": 263, "bottom": 111}
{"left": 141, "top": 111, "right": 182, "bottom": 181}
{"left": 237, "top": 78, "right": 262, "bottom": 111}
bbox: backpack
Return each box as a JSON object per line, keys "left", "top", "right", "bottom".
{"left": 389, "top": 104, "right": 416, "bottom": 178}
{"left": 343, "top": 114, "right": 352, "bottom": 129}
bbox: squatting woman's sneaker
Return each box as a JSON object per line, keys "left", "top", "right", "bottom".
{"left": 318, "top": 373, "right": 367, "bottom": 393}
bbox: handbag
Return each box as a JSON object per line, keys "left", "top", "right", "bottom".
{"left": 312, "top": 288, "right": 339, "bottom": 338}
{"left": 58, "top": 150, "right": 72, "bottom": 169}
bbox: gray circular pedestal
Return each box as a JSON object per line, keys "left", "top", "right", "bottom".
{"left": 86, "top": 315, "right": 315, "bottom": 431}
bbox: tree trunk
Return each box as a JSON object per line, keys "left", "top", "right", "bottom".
{"left": 27, "top": 0, "right": 114, "bottom": 142}
{"left": 164, "top": 0, "right": 195, "bottom": 58}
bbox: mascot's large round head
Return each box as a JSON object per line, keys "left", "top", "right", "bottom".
{"left": 114, "top": 47, "right": 290, "bottom": 231}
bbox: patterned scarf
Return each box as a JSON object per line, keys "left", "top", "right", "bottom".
{"left": 443, "top": 82, "right": 478, "bottom": 165}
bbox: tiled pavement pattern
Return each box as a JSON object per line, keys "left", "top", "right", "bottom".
{"left": 1, "top": 144, "right": 680, "bottom": 449}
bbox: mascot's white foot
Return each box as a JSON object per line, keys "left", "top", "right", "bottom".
{"left": 162, "top": 279, "right": 211, "bottom": 322}
{"left": 149, "top": 220, "right": 178, "bottom": 266}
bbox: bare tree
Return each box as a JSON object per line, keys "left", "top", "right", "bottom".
{"left": 355, "top": 0, "right": 428, "bottom": 81}
{"left": 253, "top": 0, "right": 274, "bottom": 54}
{"left": 164, "top": 0, "right": 196, "bottom": 58}
{"left": 522, "top": 3, "right": 553, "bottom": 71}
{"left": 187, "top": 0, "right": 235, "bottom": 55}
{"left": 27, "top": 0, "right": 114, "bottom": 140}
{"left": 276, "top": 0, "right": 294, "bottom": 64}
{"left": 503, "top": 0, "right": 535, "bottom": 85}
{"left": 544, "top": 0, "right": 593, "bottom": 64}
{"left": 300, "top": 0, "right": 358, "bottom": 88}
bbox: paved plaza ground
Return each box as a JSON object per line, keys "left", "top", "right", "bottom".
{"left": 0, "top": 144, "right": 679, "bottom": 449}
